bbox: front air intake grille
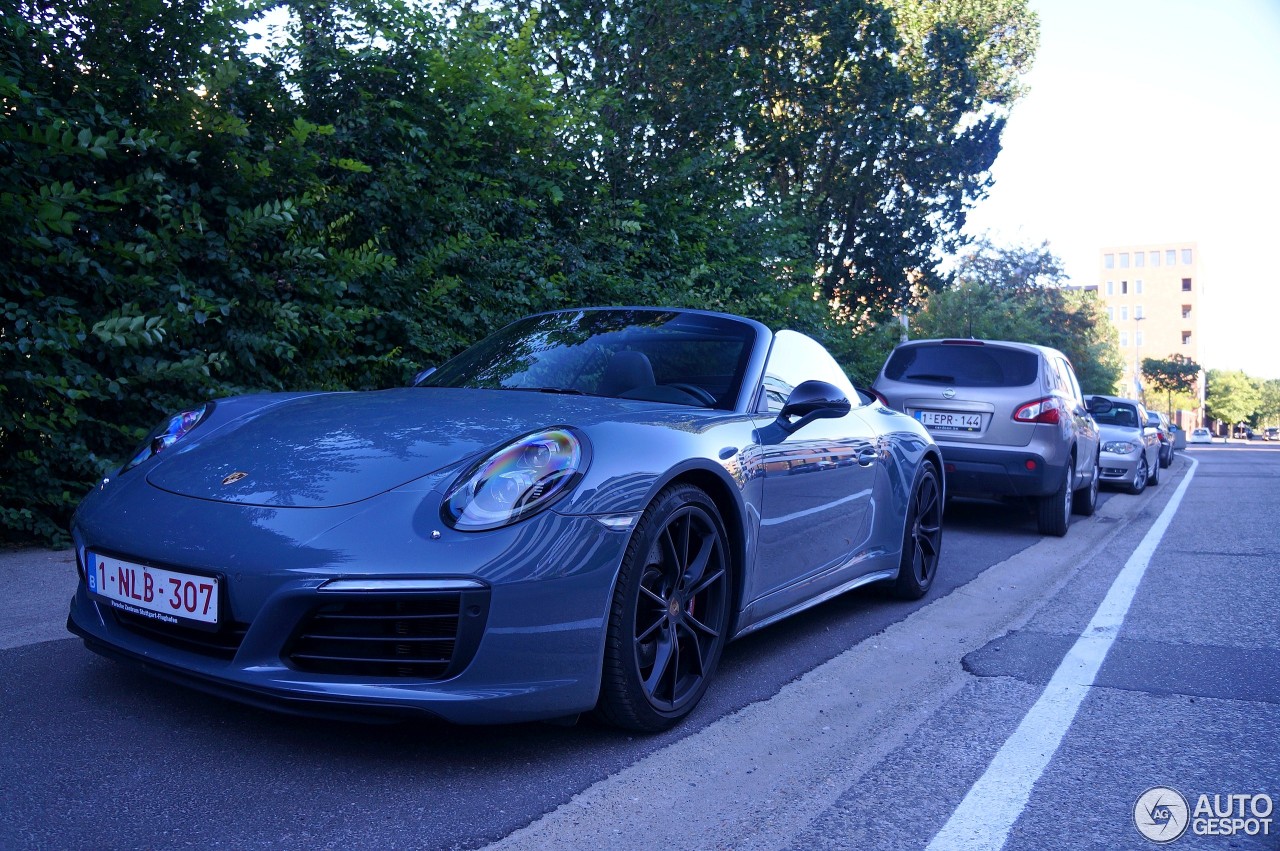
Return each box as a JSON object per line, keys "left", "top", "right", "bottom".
{"left": 111, "top": 609, "right": 248, "bottom": 660}
{"left": 285, "top": 590, "right": 490, "bottom": 679}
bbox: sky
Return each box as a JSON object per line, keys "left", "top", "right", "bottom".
{"left": 962, "top": 0, "right": 1280, "bottom": 380}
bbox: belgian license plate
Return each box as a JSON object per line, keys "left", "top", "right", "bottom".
{"left": 87, "top": 552, "right": 219, "bottom": 626}
{"left": 915, "top": 410, "right": 982, "bottom": 432}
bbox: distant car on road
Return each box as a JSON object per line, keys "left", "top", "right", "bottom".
{"left": 1266, "top": 427, "right": 1279, "bottom": 442}
{"left": 1089, "top": 395, "right": 1161, "bottom": 494}
{"left": 1233, "top": 425, "right": 1255, "bottom": 440}
{"left": 873, "top": 338, "right": 1101, "bottom": 537}
{"left": 1188, "top": 427, "right": 1213, "bottom": 444}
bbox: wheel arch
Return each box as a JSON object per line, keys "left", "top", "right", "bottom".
{"left": 640, "top": 463, "right": 751, "bottom": 639}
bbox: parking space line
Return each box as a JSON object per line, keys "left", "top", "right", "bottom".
{"left": 925, "top": 457, "right": 1199, "bottom": 851}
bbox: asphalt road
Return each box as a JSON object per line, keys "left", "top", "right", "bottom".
{"left": 2, "top": 441, "right": 1276, "bottom": 849}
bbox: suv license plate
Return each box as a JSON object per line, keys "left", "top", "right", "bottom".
{"left": 87, "top": 552, "right": 219, "bottom": 626}
{"left": 916, "top": 410, "right": 982, "bottom": 432}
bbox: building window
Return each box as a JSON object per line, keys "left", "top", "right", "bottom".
{"left": 1182, "top": 304, "right": 1191, "bottom": 319}
{"left": 1105, "top": 254, "right": 1115, "bottom": 269}
{"left": 1166, "top": 249, "right": 1177, "bottom": 265}
{"left": 1107, "top": 307, "right": 1115, "bottom": 321}
{"left": 1120, "top": 306, "right": 1129, "bottom": 321}
{"left": 1106, "top": 280, "right": 1114, "bottom": 295}
{"left": 1136, "top": 331, "right": 1144, "bottom": 347}
{"left": 1121, "top": 281, "right": 1128, "bottom": 294}
{"left": 1135, "top": 252, "right": 1145, "bottom": 268}
{"left": 1120, "top": 332, "right": 1129, "bottom": 347}
{"left": 1182, "top": 248, "right": 1193, "bottom": 264}
{"left": 1119, "top": 253, "right": 1130, "bottom": 268}
{"left": 1150, "top": 251, "right": 1160, "bottom": 266}
{"left": 1182, "top": 331, "right": 1192, "bottom": 345}
{"left": 1182, "top": 278, "right": 1192, "bottom": 291}
{"left": 1135, "top": 305, "right": 1144, "bottom": 319}
{"left": 1136, "top": 279, "right": 1143, "bottom": 294}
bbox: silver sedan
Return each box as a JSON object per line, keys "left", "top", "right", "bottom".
{"left": 1088, "top": 395, "right": 1162, "bottom": 494}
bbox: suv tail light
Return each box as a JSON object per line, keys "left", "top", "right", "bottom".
{"left": 1013, "top": 396, "right": 1063, "bottom": 425}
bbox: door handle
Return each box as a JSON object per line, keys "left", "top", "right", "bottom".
{"left": 856, "top": 447, "right": 878, "bottom": 467}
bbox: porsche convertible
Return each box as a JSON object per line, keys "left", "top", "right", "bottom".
{"left": 68, "top": 307, "right": 944, "bottom": 731}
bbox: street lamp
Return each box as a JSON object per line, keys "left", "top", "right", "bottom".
{"left": 1133, "top": 314, "right": 1145, "bottom": 400}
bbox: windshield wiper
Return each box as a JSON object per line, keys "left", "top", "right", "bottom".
{"left": 511, "top": 386, "right": 588, "bottom": 396}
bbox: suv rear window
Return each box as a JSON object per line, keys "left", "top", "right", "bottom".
{"left": 882, "top": 343, "right": 1039, "bottom": 388}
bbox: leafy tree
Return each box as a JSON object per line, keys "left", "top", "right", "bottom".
{"left": 908, "top": 239, "right": 1123, "bottom": 393}
{"left": 1254, "top": 378, "right": 1280, "bottom": 428}
{"left": 501, "top": 0, "right": 1038, "bottom": 312}
{"left": 1204, "top": 369, "right": 1261, "bottom": 434}
{"left": 1141, "top": 354, "right": 1201, "bottom": 418}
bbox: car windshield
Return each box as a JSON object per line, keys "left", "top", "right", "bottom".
{"left": 882, "top": 343, "right": 1039, "bottom": 387}
{"left": 1095, "top": 403, "right": 1140, "bottom": 428}
{"left": 420, "top": 309, "right": 758, "bottom": 409}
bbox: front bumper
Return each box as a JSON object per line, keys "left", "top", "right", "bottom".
{"left": 68, "top": 487, "right": 633, "bottom": 725}
{"left": 1099, "top": 451, "right": 1143, "bottom": 484}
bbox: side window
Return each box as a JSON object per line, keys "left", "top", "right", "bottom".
{"left": 1056, "top": 356, "right": 1083, "bottom": 404}
{"left": 758, "top": 330, "right": 857, "bottom": 413}
{"left": 1044, "top": 357, "right": 1066, "bottom": 394}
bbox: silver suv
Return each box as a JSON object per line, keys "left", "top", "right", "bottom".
{"left": 873, "top": 338, "right": 1101, "bottom": 536}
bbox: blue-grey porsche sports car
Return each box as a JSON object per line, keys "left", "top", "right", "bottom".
{"left": 68, "top": 307, "right": 943, "bottom": 731}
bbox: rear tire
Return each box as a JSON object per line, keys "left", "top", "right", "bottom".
{"left": 1037, "top": 463, "right": 1072, "bottom": 537}
{"left": 1149, "top": 454, "right": 1161, "bottom": 486}
{"left": 1072, "top": 454, "right": 1099, "bottom": 516}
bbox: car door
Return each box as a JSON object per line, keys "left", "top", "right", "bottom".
{"left": 1053, "top": 353, "right": 1099, "bottom": 482}
{"left": 746, "top": 331, "right": 881, "bottom": 619}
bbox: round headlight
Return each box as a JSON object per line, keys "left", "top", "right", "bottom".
{"left": 1103, "top": 440, "right": 1137, "bottom": 455}
{"left": 442, "top": 428, "right": 590, "bottom": 531}
{"left": 121, "top": 404, "right": 213, "bottom": 473}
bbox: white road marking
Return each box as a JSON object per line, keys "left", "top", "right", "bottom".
{"left": 925, "top": 457, "right": 1199, "bottom": 851}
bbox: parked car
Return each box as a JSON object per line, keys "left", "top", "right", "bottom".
{"left": 67, "top": 307, "right": 946, "bottom": 732}
{"left": 873, "top": 338, "right": 1101, "bottom": 536}
{"left": 1089, "top": 395, "right": 1162, "bottom": 494}
{"left": 1188, "top": 427, "right": 1213, "bottom": 444}
{"left": 1233, "top": 425, "right": 1255, "bottom": 440}
{"left": 1266, "top": 427, "right": 1279, "bottom": 442}
{"left": 1147, "top": 410, "right": 1175, "bottom": 468}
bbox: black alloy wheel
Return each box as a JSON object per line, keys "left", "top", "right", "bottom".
{"left": 596, "top": 484, "right": 731, "bottom": 732}
{"left": 893, "top": 462, "right": 943, "bottom": 600}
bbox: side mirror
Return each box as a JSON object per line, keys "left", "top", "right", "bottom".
{"left": 1086, "top": 396, "right": 1113, "bottom": 415}
{"left": 778, "top": 380, "right": 851, "bottom": 434}
{"left": 411, "top": 367, "right": 436, "bottom": 387}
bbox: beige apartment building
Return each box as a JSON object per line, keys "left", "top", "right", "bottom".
{"left": 1089, "top": 242, "right": 1203, "bottom": 415}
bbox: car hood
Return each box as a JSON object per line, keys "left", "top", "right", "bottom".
{"left": 1097, "top": 423, "right": 1144, "bottom": 445}
{"left": 145, "top": 387, "right": 679, "bottom": 507}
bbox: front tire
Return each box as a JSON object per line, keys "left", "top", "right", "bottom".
{"left": 892, "top": 462, "right": 943, "bottom": 600}
{"left": 1037, "top": 462, "right": 1073, "bottom": 537}
{"left": 596, "top": 484, "right": 732, "bottom": 732}
{"left": 1127, "top": 457, "right": 1148, "bottom": 495}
